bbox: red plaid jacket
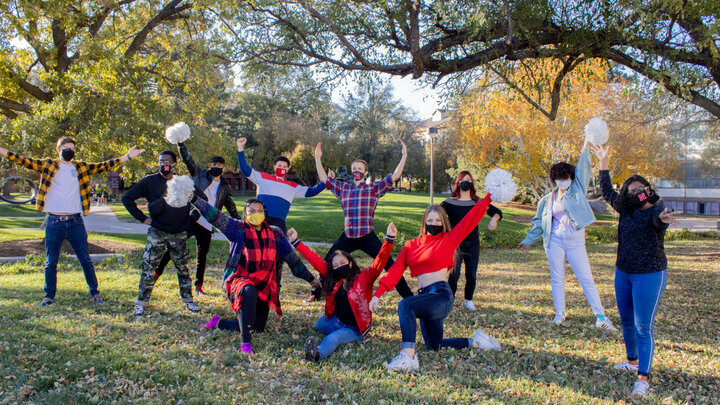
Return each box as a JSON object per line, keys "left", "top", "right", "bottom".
{"left": 325, "top": 174, "right": 393, "bottom": 238}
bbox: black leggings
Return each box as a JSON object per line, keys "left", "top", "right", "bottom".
{"left": 217, "top": 284, "right": 269, "bottom": 344}
{"left": 448, "top": 239, "right": 480, "bottom": 301}
{"left": 316, "top": 231, "right": 413, "bottom": 298}
{"left": 156, "top": 222, "right": 213, "bottom": 286}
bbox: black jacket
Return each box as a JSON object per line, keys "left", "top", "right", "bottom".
{"left": 178, "top": 142, "right": 240, "bottom": 219}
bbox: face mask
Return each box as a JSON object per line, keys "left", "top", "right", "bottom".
{"left": 60, "top": 149, "right": 75, "bottom": 162}
{"left": 209, "top": 167, "right": 223, "bottom": 177}
{"left": 275, "top": 167, "right": 288, "bottom": 177}
{"left": 425, "top": 224, "right": 444, "bottom": 236}
{"left": 352, "top": 171, "right": 365, "bottom": 181}
{"left": 160, "top": 164, "right": 173, "bottom": 176}
{"left": 556, "top": 180, "right": 572, "bottom": 190}
{"left": 459, "top": 181, "right": 472, "bottom": 191}
{"left": 332, "top": 264, "right": 352, "bottom": 279}
{"left": 629, "top": 190, "right": 649, "bottom": 208}
{"left": 246, "top": 212, "right": 265, "bottom": 226}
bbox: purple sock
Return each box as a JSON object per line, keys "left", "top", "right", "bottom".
{"left": 241, "top": 343, "right": 253, "bottom": 354}
{"left": 202, "top": 315, "right": 220, "bottom": 329}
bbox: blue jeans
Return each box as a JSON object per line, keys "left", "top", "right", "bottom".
{"left": 615, "top": 268, "right": 667, "bottom": 377}
{"left": 314, "top": 314, "right": 364, "bottom": 359}
{"left": 398, "top": 281, "right": 472, "bottom": 351}
{"left": 44, "top": 215, "right": 99, "bottom": 300}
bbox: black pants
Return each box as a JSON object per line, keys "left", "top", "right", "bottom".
{"left": 448, "top": 238, "right": 480, "bottom": 301}
{"left": 265, "top": 216, "right": 287, "bottom": 234}
{"left": 217, "top": 284, "right": 270, "bottom": 344}
{"left": 156, "top": 222, "right": 213, "bottom": 287}
{"left": 317, "top": 231, "right": 413, "bottom": 298}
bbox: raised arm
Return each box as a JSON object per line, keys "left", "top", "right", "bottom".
{"left": 574, "top": 141, "right": 592, "bottom": 193}
{"left": 85, "top": 146, "right": 144, "bottom": 175}
{"left": 366, "top": 223, "right": 397, "bottom": 282}
{"left": 287, "top": 228, "right": 328, "bottom": 276}
{"left": 236, "top": 138, "right": 254, "bottom": 178}
{"left": 190, "top": 195, "right": 246, "bottom": 242}
{"left": 177, "top": 142, "right": 199, "bottom": 176}
{"left": 1, "top": 148, "right": 45, "bottom": 172}
{"left": 445, "top": 194, "right": 492, "bottom": 248}
{"left": 391, "top": 140, "right": 407, "bottom": 182}
{"left": 296, "top": 182, "right": 326, "bottom": 198}
{"left": 592, "top": 145, "right": 621, "bottom": 212}
{"left": 276, "top": 231, "right": 315, "bottom": 284}
{"left": 314, "top": 142, "right": 328, "bottom": 183}
{"left": 373, "top": 243, "right": 409, "bottom": 299}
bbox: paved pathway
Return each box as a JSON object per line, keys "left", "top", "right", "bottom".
{"left": 669, "top": 217, "right": 719, "bottom": 232}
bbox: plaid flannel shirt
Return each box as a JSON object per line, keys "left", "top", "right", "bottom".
{"left": 325, "top": 174, "right": 393, "bottom": 238}
{"left": 4, "top": 151, "right": 122, "bottom": 216}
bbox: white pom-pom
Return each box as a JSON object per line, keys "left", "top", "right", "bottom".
{"left": 484, "top": 168, "right": 517, "bottom": 204}
{"left": 165, "top": 175, "right": 194, "bottom": 207}
{"left": 165, "top": 122, "right": 191, "bottom": 144}
{"left": 584, "top": 117, "right": 609, "bottom": 145}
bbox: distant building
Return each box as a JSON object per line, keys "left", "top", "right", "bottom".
{"left": 414, "top": 109, "right": 452, "bottom": 141}
{"left": 655, "top": 160, "right": 720, "bottom": 216}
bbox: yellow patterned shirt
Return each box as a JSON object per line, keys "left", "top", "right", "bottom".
{"left": 5, "top": 151, "right": 123, "bottom": 216}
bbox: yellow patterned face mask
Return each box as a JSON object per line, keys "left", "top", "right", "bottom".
{"left": 246, "top": 213, "right": 265, "bottom": 226}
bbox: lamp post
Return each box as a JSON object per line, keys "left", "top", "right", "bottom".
{"left": 426, "top": 129, "right": 436, "bottom": 204}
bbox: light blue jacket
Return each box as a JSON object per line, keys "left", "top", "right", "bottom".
{"left": 521, "top": 147, "right": 596, "bottom": 249}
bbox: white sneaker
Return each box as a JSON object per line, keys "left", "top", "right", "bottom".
{"left": 632, "top": 379, "right": 650, "bottom": 396}
{"left": 613, "top": 360, "right": 639, "bottom": 372}
{"left": 186, "top": 302, "right": 200, "bottom": 313}
{"left": 595, "top": 316, "right": 619, "bottom": 332}
{"left": 552, "top": 313, "right": 566, "bottom": 325}
{"left": 386, "top": 351, "right": 419, "bottom": 372}
{"left": 464, "top": 300, "right": 477, "bottom": 311}
{"left": 133, "top": 305, "right": 145, "bottom": 317}
{"left": 472, "top": 328, "right": 501, "bottom": 351}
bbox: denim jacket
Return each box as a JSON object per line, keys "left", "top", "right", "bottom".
{"left": 521, "top": 147, "right": 596, "bottom": 249}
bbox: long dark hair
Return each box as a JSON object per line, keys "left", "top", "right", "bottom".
{"left": 450, "top": 171, "right": 479, "bottom": 201}
{"left": 322, "top": 250, "right": 362, "bottom": 297}
{"left": 616, "top": 174, "right": 660, "bottom": 212}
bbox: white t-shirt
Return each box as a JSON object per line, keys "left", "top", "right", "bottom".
{"left": 44, "top": 163, "right": 83, "bottom": 214}
{"left": 197, "top": 180, "right": 221, "bottom": 231}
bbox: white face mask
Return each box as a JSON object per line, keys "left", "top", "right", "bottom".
{"left": 556, "top": 180, "right": 572, "bottom": 190}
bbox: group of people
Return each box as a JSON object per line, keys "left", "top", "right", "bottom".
{"left": 0, "top": 132, "right": 678, "bottom": 397}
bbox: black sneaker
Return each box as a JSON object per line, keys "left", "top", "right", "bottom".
{"left": 304, "top": 336, "right": 319, "bottom": 362}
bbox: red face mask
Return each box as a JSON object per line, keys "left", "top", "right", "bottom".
{"left": 275, "top": 167, "right": 288, "bottom": 177}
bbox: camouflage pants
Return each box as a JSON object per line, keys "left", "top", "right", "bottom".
{"left": 136, "top": 227, "right": 193, "bottom": 306}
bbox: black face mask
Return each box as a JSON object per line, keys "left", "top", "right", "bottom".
{"left": 459, "top": 181, "right": 472, "bottom": 191}
{"left": 352, "top": 171, "right": 365, "bottom": 181}
{"left": 208, "top": 167, "right": 223, "bottom": 177}
{"left": 160, "top": 164, "right": 174, "bottom": 176}
{"left": 629, "top": 190, "right": 649, "bottom": 208}
{"left": 425, "top": 224, "right": 444, "bottom": 236}
{"left": 332, "top": 264, "right": 352, "bottom": 279}
{"left": 61, "top": 149, "right": 75, "bottom": 161}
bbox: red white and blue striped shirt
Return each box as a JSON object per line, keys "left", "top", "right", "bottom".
{"left": 325, "top": 174, "right": 393, "bottom": 238}
{"left": 238, "top": 151, "right": 325, "bottom": 221}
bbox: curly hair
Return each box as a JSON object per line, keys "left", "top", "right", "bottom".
{"left": 549, "top": 162, "right": 575, "bottom": 182}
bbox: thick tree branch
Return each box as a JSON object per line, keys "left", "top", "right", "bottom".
{"left": 124, "top": 0, "right": 193, "bottom": 59}
{"left": 404, "top": 0, "right": 423, "bottom": 78}
{"left": 0, "top": 97, "right": 32, "bottom": 114}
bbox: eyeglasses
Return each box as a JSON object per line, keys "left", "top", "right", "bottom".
{"left": 628, "top": 186, "right": 648, "bottom": 195}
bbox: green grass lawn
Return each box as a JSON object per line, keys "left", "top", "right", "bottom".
{"left": 107, "top": 201, "right": 145, "bottom": 223}
{"left": 0, "top": 203, "right": 45, "bottom": 217}
{"left": 0, "top": 239, "right": 718, "bottom": 403}
{"left": 0, "top": 217, "right": 43, "bottom": 229}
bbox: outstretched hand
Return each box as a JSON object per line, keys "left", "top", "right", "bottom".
{"left": 386, "top": 222, "right": 397, "bottom": 238}
{"left": 369, "top": 296, "right": 380, "bottom": 313}
{"left": 237, "top": 137, "right": 247, "bottom": 152}
{"left": 286, "top": 227, "right": 298, "bottom": 243}
{"left": 659, "top": 208, "right": 680, "bottom": 224}
{"left": 0, "top": 146, "right": 7, "bottom": 157}
{"left": 591, "top": 144, "right": 610, "bottom": 170}
{"left": 126, "top": 145, "right": 145, "bottom": 159}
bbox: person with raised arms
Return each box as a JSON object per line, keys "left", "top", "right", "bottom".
{"left": 195, "top": 197, "right": 321, "bottom": 355}
{"left": 519, "top": 141, "right": 618, "bottom": 332}
{"left": 236, "top": 137, "right": 325, "bottom": 233}
{"left": 369, "top": 195, "right": 504, "bottom": 372}
{"left": 314, "top": 141, "right": 413, "bottom": 299}
{"left": 154, "top": 142, "right": 240, "bottom": 296}
{"left": 0, "top": 137, "right": 143, "bottom": 306}
{"left": 593, "top": 144, "right": 678, "bottom": 396}
{"left": 285, "top": 223, "right": 396, "bottom": 362}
